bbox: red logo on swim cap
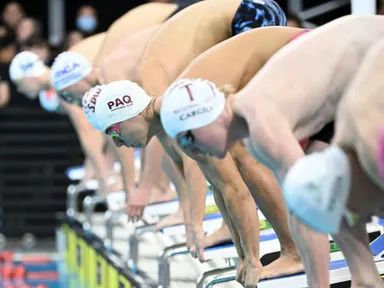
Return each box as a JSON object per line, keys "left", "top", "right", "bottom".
{"left": 107, "top": 95, "right": 133, "bottom": 111}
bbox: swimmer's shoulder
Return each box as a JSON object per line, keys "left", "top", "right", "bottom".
{"left": 70, "top": 33, "right": 106, "bottom": 62}
{"left": 221, "top": 27, "right": 307, "bottom": 56}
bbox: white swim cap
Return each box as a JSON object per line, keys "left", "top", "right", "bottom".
{"left": 39, "top": 89, "right": 60, "bottom": 113}
{"left": 9, "top": 51, "right": 47, "bottom": 82}
{"left": 94, "top": 80, "right": 152, "bottom": 132}
{"left": 82, "top": 85, "right": 105, "bottom": 131}
{"left": 50, "top": 51, "right": 92, "bottom": 91}
{"left": 160, "top": 79, "right": 226, "bottom": 139}
{"left": 283, "top": 145, "right": 351, "bottom": 234}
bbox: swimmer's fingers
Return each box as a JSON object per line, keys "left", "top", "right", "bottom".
{"left": 127, "top": 206, "right": 145, "bottom": 223}
{"left": 190, "top": 244, "right": 197, "bottom": 258}
{"left": 197, "top": 245, "right": 205, "bottom": 263}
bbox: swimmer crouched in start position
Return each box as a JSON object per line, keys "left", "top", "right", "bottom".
{"left": 284, "top": 37, "right": 384, "bottom": 287}
{"left": 159, "top": 15, "right": 384, "bottom": 287}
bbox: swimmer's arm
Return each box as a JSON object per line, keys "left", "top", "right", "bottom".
{"left": 239, "top": 98, "right": 305, "bottom": 181}
{"left": 115, "top": 146, "right": 135, "bottom": 197}
{"left": 181, "top": 153, "right": 207, "bottom": 229}
{"left": 211, "top": 187, "right": 245, "bottom": 260}
{"left": 135, "top": 137, "right": 165, "bottom": 200}
{"left": 62, "top": 102, "right": 110, "bottom": 194}
{"left": 0, "top": 81, "right": 10, "bottom": 107}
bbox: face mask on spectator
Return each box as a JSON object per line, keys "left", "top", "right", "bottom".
{"left": 76, "top": 15, "right": 97, "bottom": 33}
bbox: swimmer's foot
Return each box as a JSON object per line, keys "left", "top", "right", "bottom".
{"left": 236, "top": 257, "right": 248, "bottom": 285}
{"left": 204, "top": 223, "right": 232, "bottom": 248}
{"left": 155, "top": 208, "right": 184, "bottom": 231}
{"left": 260, "top": 254, "right": 303, "bottom": 280}
{"left": 245, "top": 260, "right": 263, "bottom": 287}
{"left": 149, "top": 188, "right": 175, "bottom": 204}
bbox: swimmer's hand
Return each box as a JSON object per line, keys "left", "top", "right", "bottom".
{"left": 189, "top": 224, "right": 206, "bottom": 262}
{"left": 185, "top": 223, "right": 194, "bottom": 251}
{"left": 127, "top": 188, "right": 150, "bottom": 222}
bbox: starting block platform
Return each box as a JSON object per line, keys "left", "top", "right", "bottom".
{"left": 61, "top": 164, "right": 384, "bottom": 288}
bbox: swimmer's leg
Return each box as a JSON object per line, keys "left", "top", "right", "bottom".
{"left": 114, "top": 145, "right": 135, "bottom": 194}
{"left": 245, "top": 165, "right": 303, "bottom": 279}
{"left": 333, "top": 221, "right": 382, "bottom": 288}
{"left": 201, "top": 220, "right": 231, "bottom": 248}
{"left": 105, "top": 138, "right": 124, "bottom": 192}
{"left": 288, "top": 216, "right": 330, "bottom": 287}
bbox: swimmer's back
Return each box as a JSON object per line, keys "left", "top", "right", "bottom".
{"left": 95, "top": 3, "right": 177, "bottom": 67}
{"left": 100, "top": 25, "right": 161, "bottom": 83}
{"left": 179, "top": 27, "right": 305, "bottom": 91}
{"left": 137, "top": 0, "right": 242, "bottom": 95}
{"left": 70, "top": 33, "right": 106, "bottom": 63}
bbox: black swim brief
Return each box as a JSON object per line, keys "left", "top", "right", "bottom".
{"left": 232, "top": 0, "right": 287, "bottom": 36}
{"left": 309, "top": 121, "right": 335, "bottom": 144}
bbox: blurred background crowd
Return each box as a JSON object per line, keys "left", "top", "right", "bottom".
{"left": 2, "top": 0, "right": 382, "bottom": 108}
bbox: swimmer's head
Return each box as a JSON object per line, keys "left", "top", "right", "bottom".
{"left": 89, "top": 80, "right": 153, "bottom": 148}
{"left": 160, "top": 79, "right": 236, "bottom": 158}
{"left": 38, "top": 89, "right": 61, "bottom": 113}
{"left": 82, "top": 85, "right": 105, "bottom": 131}
{"left": 9, "top": 51, "right": 49, "bottom": 99}
{"left": 50, "top": 51, "right": 97, "bottom": 106}
{"left": 283, "top": 145, "right": 354, "bottom": 234}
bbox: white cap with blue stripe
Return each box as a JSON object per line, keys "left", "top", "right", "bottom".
{"left": 50, "top": 51, "right": 92, "bottom": 91}
{"left": 283, "top": 145, "right": 352, "bottom": 234}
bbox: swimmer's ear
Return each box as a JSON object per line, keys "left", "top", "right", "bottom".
{"left": 217, "top": 84, "right": 236, "bottom": 98}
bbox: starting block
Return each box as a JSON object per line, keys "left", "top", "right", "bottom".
{"left": 200, "top": 222, "right": 384, "bottom": 288}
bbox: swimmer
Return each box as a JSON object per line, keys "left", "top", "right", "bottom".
{"left": 9, "top": 43, "right": 118, "bottom": 197}
{"left": 89, "top": 1, "right": 286, "bottom": 285}
{"left": 284, "top": 37, "right": 384, "bottom": 287}
{"left": 96, "top": 24, "right": 190, "bottom": 230}
{"left": 160, "top": 26, "right": 316, "bottom": 280}
{"left": 50, "top": 4, "right": 183, "bottom": 222}
{"left": 158, "top": 15, "right": 384, "bottom": 286}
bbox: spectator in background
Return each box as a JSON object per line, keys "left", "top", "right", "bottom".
{"left": 16, "top": 17, "right": 42, "bottom": 45}
{"left": 2, "top": 2, "right": 24, "bottom": 32}
{"left": 65, "top": 30, "right": 84, "bottom": 49}
{"left": 0, "top": 26, "right": 7, "bottom": 37}
{"left": 378, "top": 0, "right": 384, "bottom": 15}
{"left": 0, "top": 34, "right": 16, "bottom": 107}
{"left": 76, "top": 5, "right": 98, "bottom": 36}
{"left": 286, "top": 11, "right": 303, "bottom": 28}
{"left": 21, "top": 35, "right": 51, "bottom": 65}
